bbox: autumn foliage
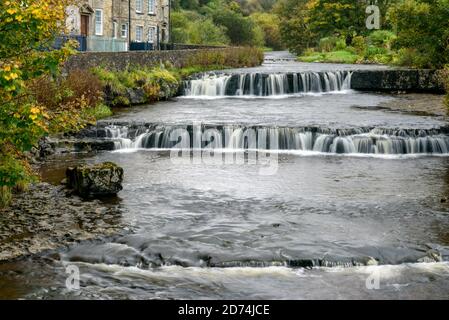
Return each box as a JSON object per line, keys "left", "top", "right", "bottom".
{"left": 0, "top": 0, "right": 79, "bottom": 205}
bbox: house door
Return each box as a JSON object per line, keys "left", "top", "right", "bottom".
{"left": 81, "top": 15, "right": 89, "bottom": 36}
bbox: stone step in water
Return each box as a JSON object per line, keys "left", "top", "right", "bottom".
{"left": 183, "top": 71, "right": 353, "bottom": 96}
{"left": 83, "top": 123, "right": 449, "bottom": 155}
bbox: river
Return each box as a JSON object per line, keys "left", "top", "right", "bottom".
{"left": 1, "top": 52, "right": 449, "bottom": 300}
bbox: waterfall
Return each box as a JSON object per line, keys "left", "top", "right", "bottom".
{"left": 183, "top": 71, "right": 353, "bottom": 97}
{"left": 186, "top": 74, "right": 232, "bottom": 96}
{"left": 103, "top": 124, "right": 449, "bottom": 155}
{"left": 105, "top": 125, "right": 132, "bottom": 149}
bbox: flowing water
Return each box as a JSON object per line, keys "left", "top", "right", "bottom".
{"left": 2, "top": 52, "right": 449, "bottom": 300}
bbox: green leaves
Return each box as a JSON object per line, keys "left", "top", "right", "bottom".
{"left": 0, "top": 1, "right": 76, "bottom": 190}
{"left": 388, "top": 0, "right": 449, "bottom": 68}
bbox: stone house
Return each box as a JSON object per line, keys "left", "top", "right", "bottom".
{"left": 66, "top": 0, "right": 170, "bottom": 51}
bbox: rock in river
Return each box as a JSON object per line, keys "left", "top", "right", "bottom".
{"left": 66, "top": 162, "right": 124, "bottom": 197}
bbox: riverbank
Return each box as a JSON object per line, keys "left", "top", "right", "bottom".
{"left": 0, "top": 183, "right": 129, "bottom": 261}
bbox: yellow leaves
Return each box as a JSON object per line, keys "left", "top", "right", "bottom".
{"left": 3, "top": 72, "right": 19, "bottom": 81}
{"left": 306, "top": 0, "right": 319, "bottom": 10}
{"left": 29, "top": 107, "right": 42, "bottom": 122}
{"left": 1, "top": 0, "right": 78, "bottom": 108}
{"left": 31, "top": 8, "right": 43, "bottom": 19}
{"left": 30, "top": 107, "right": 41, "bottom": 115}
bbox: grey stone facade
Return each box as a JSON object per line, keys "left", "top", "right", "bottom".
{"left": 66, "top": 0, "right": 170, "bottom": 51}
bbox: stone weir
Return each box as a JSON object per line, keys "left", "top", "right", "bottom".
{"left": 182, "top": 69, "right": 445, "bottom": 96}
{"left": 351, "top": 69, "right": 445, "bottom": 93}
{"left": 72, "top": 122, "right": 449, "bottom": 156}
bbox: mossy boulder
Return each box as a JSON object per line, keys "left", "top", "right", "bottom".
{"left": 66, "top": 162, "right": 124, "bottom": 197}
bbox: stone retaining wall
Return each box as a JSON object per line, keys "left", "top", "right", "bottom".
{"left": 65, "top": 47, "right": 240, "bottom": 72}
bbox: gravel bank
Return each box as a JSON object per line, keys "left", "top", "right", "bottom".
{"left": 0, "top": 183, "right": 128, "bottom": 261}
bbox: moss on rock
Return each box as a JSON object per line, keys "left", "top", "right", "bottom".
{"left": 66, "top": 162, "right": 124, "bottom": 198}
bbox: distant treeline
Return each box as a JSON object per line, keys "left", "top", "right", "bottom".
{"left": 171, "top": 0, "right": 283, "bottom": 50}
{"left": 171, "top": 0, "right": 449, "bottom": 69}
{"left": 275, "top": 0, "right": 449, "bottom": 69}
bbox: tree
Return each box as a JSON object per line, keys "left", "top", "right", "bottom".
{"left": 189, "top": 19, "right": 231, "bottom": 45}
{"left": 275, "top": 0, "right": 402, "bottom": 54}
{"left": 212, "top": 7, "right": 264, "bottom": 46}
{"left": 250, "top": 12, "right": 283, "bottom": 50}
{"left": 275, "top": 0, "right": 317, "bottom": 54}
{"left": 387, "top": 0, "right": 449, "bottom": 68}
{"left": 307, "top": 0, "right": 366, "bottom": 39}
{"left": 179, "top": 0, "right": 200, "bottom": 10}
{"left": 0, "top": 0, "right": 76, "bottom": 193}
{"left": 171, "top": 11, "right": 230, "bottom": 45}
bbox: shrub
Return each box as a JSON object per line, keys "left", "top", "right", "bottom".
{"left": 351, "top": 35, "right": 367, "bottom": 55}
{"left": 335, "top": 38, "right": 347, "bottom": 51}
{"left": 0, "top": 148, "right": 34, "bottom": 188}
{"left": 28, "top": 70, "right": 103, "bottom": 112}
{"left": 0, "top": 186, "right": 12, "bottom": 208}
{"left": 365, "top": 45, "right": 388, "bottom": 57}
{"left": 318, "top": 36, "right": 346, "bottom": 52}
{"left": 438, "top": 67, "right": 449, "bottom": 110}
{"left": 28, "top": 70, "right": 106, "bottom": 133}
{"left": 392, "top": 48, "right": 427, "bottom": 68}
{"left": 319, "top": 37, "right": 339, "bottom": 52}
{"left": 0, "top": 143, "right": 36, "bottom": 207}
{"left": 367, "top": 30, "right": 397, "bottom": 48}
{"left": 146, "top": 68, "right": 180, "bottom": 101}
{"left": 299, "top": 50, "right": 358, "bottom": 64}
{"left": 186, "top": 47, "right": 263, "bottom": 68}
{"left": 64, "top": 70, "right": 103, "bottom": 108}
{"left": 92, "top": 67, "right": 128, "bottom": 106}
{"left": 47, "top": 96, "right": 91, "bottom": 133}
{"left": 82, "top": 103, "right": 112, "bottom": 121}
{"left": 93, "top": 66, "right": 181, "bottom": 106}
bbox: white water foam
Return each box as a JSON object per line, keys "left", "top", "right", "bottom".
{"left": 106, "top": 125, "right": 449, "bottom": 157}
{"left": 183, "top": 71, "right": 353, "bottom": 98}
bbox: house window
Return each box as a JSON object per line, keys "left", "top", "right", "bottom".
{"left": 136, "top": 26, "right": 143, "bottom": 42}
{"left": 148, "top": 0, "right": 155, "bottom": 14}
{"left": 136, "top": 0, "right": 143, "bottom": 13}
{"left": 95, "top": 9, "right": 103, "bottom": 36}
{"left": 148, "top": 26, "right": 156, "bottom": 43}
{"left": 121, "top": 24, "right": 128, "bottom": 38}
